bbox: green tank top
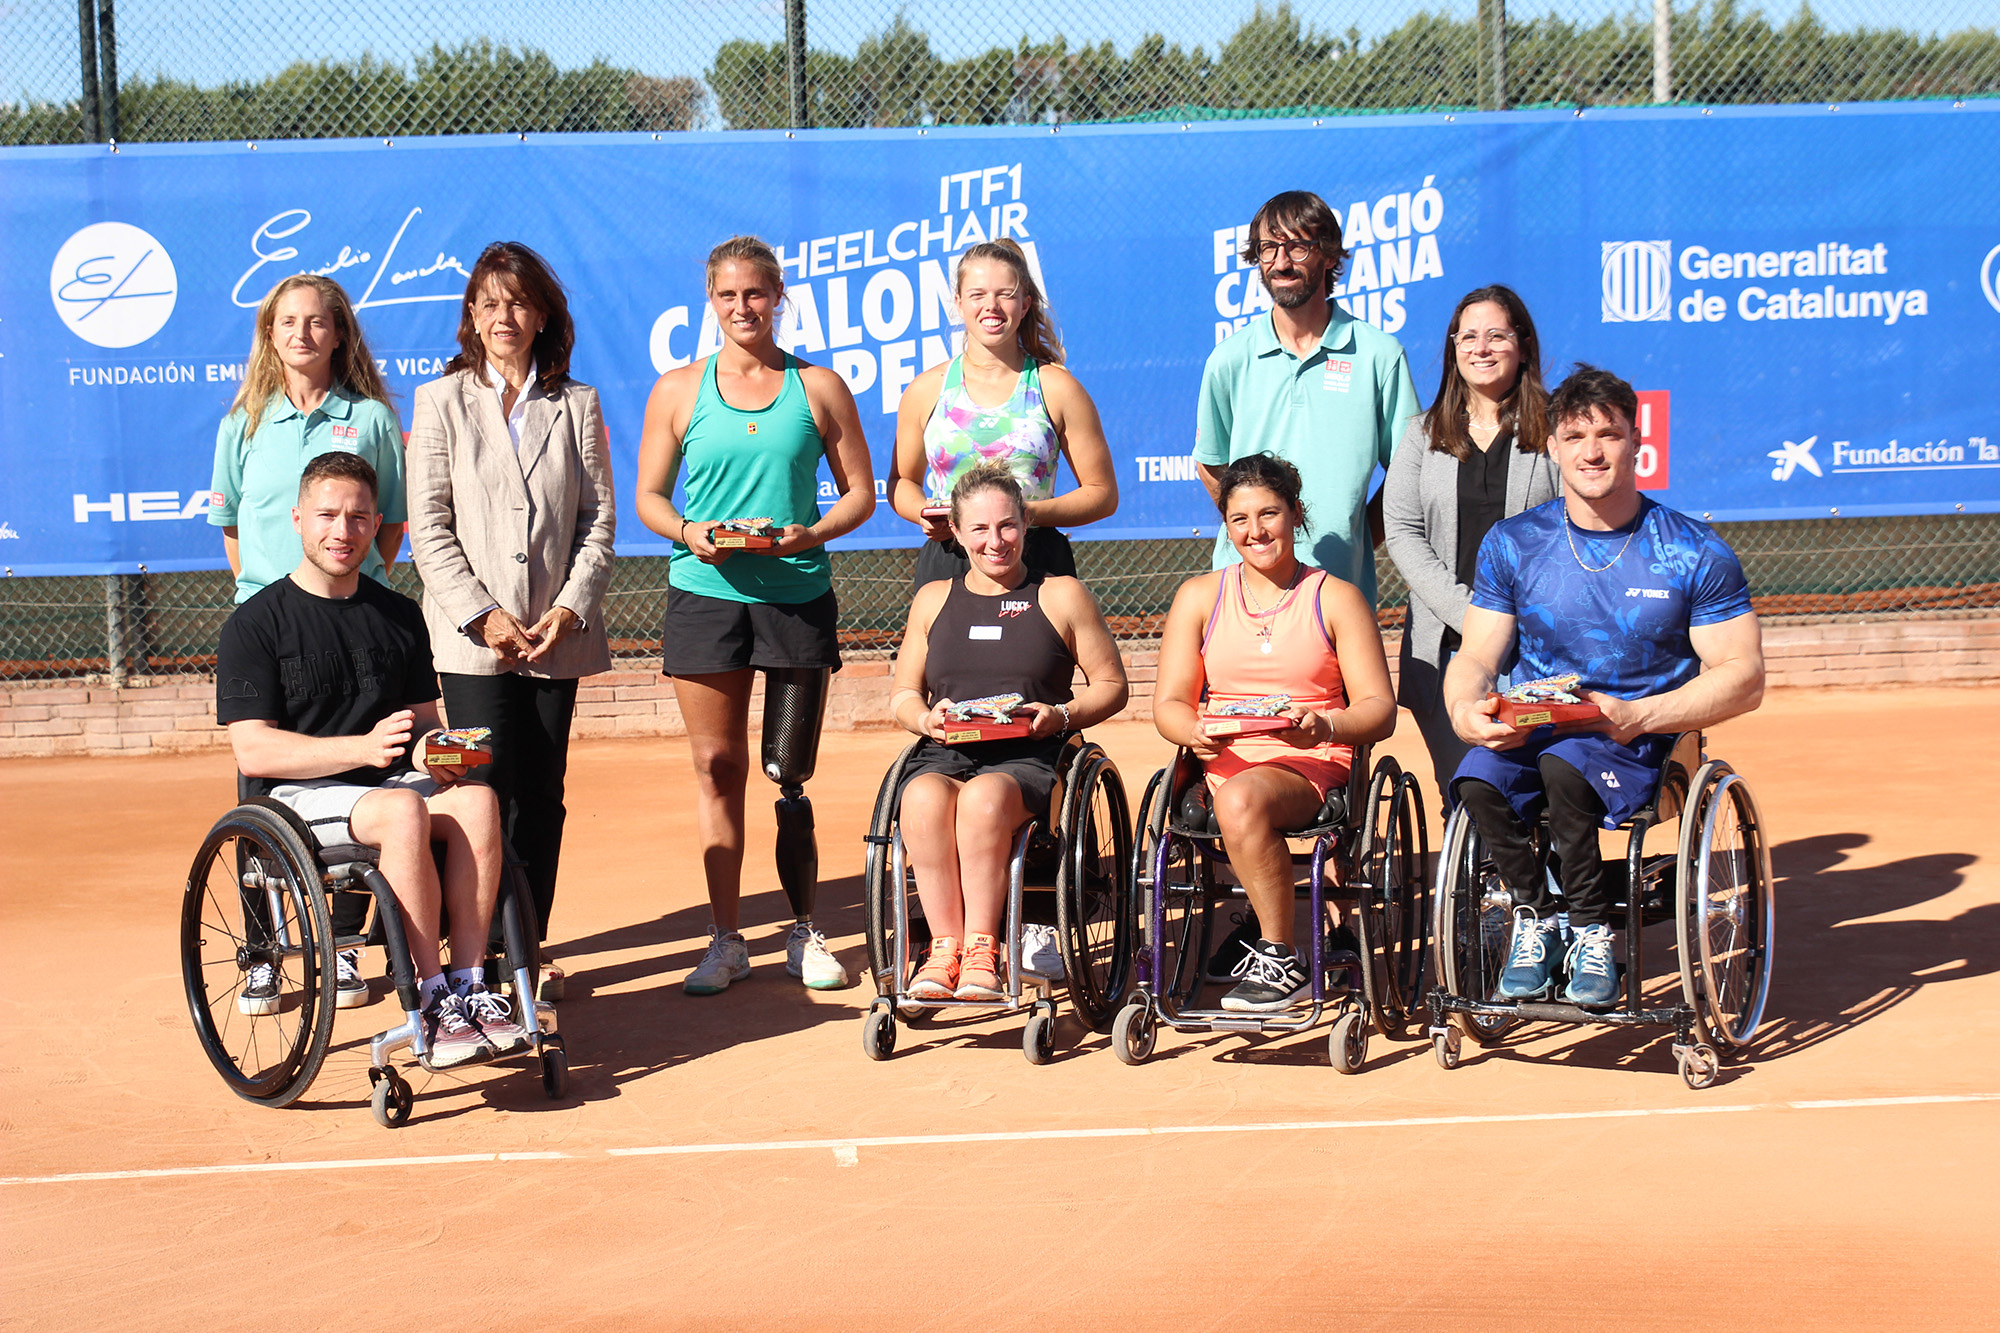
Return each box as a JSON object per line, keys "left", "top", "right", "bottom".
{"left": 670, "top": 353, "right": 833, "bottom": 605}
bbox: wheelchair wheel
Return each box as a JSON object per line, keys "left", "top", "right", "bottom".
{"left": 370, "top": 1070, "right": 413, "bottom": 1128}
{"left": 863, "top": 743, "right": 921, "bottom": 996}
{"left": 1130, "top": 764, "right": 1207, "bottom": 1011}
{"left": 1355, "top": 760, "right": 1429, "bottom": 1040}
{"left": 1056, "top": 749, "right": 1134, "bottom": 1033}
{"left": 1430, "top": 805, "right": 1518, "bottom": 1046}
{"left": 180, "top": 801, "right": 336, "bottom": 1107}
{"left": 1676, "top": 762, "right": 1775, "bottom": 1051}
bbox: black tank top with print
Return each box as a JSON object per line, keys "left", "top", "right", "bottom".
{"left": 923, "top": 571, "right": 1075, "bottom": 710}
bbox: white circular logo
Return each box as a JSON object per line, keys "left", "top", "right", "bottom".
{"left": 1982, "top": 242, "right": 2000, "bottom": 315}
{"left": 49, "top": 221, "right": 178, "bottom": 348}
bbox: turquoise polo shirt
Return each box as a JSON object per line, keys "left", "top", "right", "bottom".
{"left": 1192, "top": 305, "right": 1421, "bottom": 606}
{"left": 209, "top": 386, "right": 407, "bottom": 603}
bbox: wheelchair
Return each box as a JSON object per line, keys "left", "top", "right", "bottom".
{"left": 1113, "top": 743, "right": 1429, "bottom": 1071}
{"left": 860, "top": 732, "right": 1134, "bottom": 1064}
{"left": 179, "top": 796, "right": 566, "bottom": 1127}
{"left": 1425, "top": 732, "right": 1775, "bottom": 1089}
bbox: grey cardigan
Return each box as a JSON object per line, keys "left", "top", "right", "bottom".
{"left": 1382, "top": 418, "right": 1559, "bottom": 708}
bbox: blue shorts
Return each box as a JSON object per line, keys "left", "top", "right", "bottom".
{"left": 1450, "top": 729, "right": 1671, "bottom": 830}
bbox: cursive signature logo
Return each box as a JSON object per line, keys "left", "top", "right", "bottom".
{"left": 49, "top": 222, "right": 178, "bottom": 348}
{"left": 232, "top": 207, "right": 471, "bottom": 310}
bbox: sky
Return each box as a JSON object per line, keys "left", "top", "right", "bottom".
{"left": 5, "top": 0, "right": 1997, "bottom": 108}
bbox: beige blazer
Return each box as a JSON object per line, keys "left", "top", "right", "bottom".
{"left": 406, "top": 369, "right": 616, "bottom": 679}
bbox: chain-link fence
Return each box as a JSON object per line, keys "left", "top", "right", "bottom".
{"left": 5, "top": 515, "right": 1996, "bottom": 686}
{"left": 6, "top": 2, "right": 1998, "bottom": 145}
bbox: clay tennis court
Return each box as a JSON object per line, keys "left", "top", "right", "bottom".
{"left": 4, "top": 686, "right": 1996, "bottom": 1330}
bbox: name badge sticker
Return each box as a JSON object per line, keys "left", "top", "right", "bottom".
{"left": 968, "top": 625, "right": 1002, "bottom": 641}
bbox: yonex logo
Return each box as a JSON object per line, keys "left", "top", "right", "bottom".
{"left": 1601, "top": 241, "right": 1672, "bottom": 323}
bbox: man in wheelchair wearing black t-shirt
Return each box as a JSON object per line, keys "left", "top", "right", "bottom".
{"left": 215, "top": 451, "right": 528, "bottom": 1069}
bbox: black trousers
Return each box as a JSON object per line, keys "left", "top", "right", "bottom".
{"left": 1456, "top": 755, "right": 1615, "bottom": 929}
{"left": 440, "top": 672, "right": 579, "bottom": 944}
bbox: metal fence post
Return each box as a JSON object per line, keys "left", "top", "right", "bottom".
{"left": 77, "top": 0, "right": 101, "bottom": 142}
{"left": 785, "top": 0, "right": 809, "bottom": 129}
{"left": 1477, "top": 0, "right": 1507, "bottom": 111}
{"left": 104, "top": 573, "right": 126, "bottom": 686}
{"left": 1653, "top": 0, "right": 1672, "bottom": 103}
{"left": 96, "top": 0, "right": 119, "bottom": 142}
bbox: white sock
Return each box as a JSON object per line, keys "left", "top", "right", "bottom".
{"left": 449, "top": 966, "right": 484, "bottom": 995}
{"left": 419, "top": 973, "right": 448, "bottom": 1006}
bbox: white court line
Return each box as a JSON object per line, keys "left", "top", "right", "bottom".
{"left": 3, "top": 1094, "right": 1994, "bottom": 1187}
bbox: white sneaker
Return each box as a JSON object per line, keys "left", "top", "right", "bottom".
{"left": 785, "top": 922, "right": 850, "bottom": 990}
{"left": 1020, "top": 923, "right": 1066, "bottom": 980}
{"left": 335, "top": 948, "right": 369, "bottom": 1009}
{"left": 684, "top": 927, "right": 751, "bottom": 995}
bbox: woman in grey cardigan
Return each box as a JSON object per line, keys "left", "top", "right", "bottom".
{"left": 1383, "top": 285, "right": 1559, "bottom": 807}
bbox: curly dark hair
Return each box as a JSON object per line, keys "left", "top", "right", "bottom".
{"left": 1215, "top": 453, "right": 1311, "bottom": 534}
{"left": 1549, "top": 363, "right": 1639, "bottom": 432}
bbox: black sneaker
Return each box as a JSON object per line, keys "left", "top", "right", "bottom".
{"left": 1219, "top": 939, "right": 1312, "bottom": 1012}
{"left": 238, "top": 962, "right": 280, "bottom": 1016}
{"left": 335, "top": 949, "right": 369, "bottom": 1010}
{"left": 1203, "top": 910, "right": 1261, "bottom": 982}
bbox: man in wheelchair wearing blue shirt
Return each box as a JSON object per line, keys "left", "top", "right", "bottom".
{"left": 1443, "top": 365, "right": 1765, "bottom": 1007}
{"left": 216, "top": 450, "right": 529, "bottom": 1069}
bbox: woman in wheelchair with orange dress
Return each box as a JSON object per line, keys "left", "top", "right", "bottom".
{"left": 1152, "top": 453, "right": 1397, "bottom": 1012}
{"left": 888, "top": 463, "right": 1129, "bottom": 1001}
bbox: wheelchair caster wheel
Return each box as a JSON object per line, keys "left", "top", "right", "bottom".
{"left": 1023, "top": 1006, "right": 1057, "bottom": 1066}
{"left": 1111, "top": 1002, "right": 1156, "bottom": 1066}
{"left": 1678, "top": 1043, "right": 1719, "bottom": 1090}
{"left": 540, "top": 1046, "right": 568, "bottom": 1099}
{"left": 1329, "top": 1009, "right": 1367, "bottom": 1074}
{"left": 1433, "top": 1028, "right": 1462, "bottom": 1070}
{"left": 370, "top": 1072, "right": 412, "bottom": 1128}
{"left": 862, "top": 1006, "right": 896, "bottom": 1061}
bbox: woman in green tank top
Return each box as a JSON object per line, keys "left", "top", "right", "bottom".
{"left": 635, "top": 236, "right": 876, "bottom": 996}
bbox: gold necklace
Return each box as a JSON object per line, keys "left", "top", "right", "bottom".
{"left": 1567, "top": 517, "right": 1640, "bottom": 572}
{"left": 1240, "top": 563, "right": 1299, "bottom": 655}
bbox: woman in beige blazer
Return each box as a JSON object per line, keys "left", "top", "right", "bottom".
{"left": 407, "top": 242, "right": 616, "bottom": 995}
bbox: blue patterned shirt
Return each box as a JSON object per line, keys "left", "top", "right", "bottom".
{"left": 1471, "top": 497, "right": 1753, "bottom": 700}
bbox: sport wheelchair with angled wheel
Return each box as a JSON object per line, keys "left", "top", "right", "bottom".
{"left": 1426, "top": 732, "right": 1775, "bottom": 1089}
{"left": 1112, "top": 743, "right": 1429, "bottom": 1071}
{"left": 859, "top": 732, "right": 1134, "bottom": 1064}
{"left": 180, "top": 797, "right": 567, "bottom": 1126}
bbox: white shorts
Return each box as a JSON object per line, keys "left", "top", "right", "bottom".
{"left": 270, "top": 770, "right": 440, "bottom": 848}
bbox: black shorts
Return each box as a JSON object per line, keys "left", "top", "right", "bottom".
{"left": 895, "top": 734, "right": 1067, "bottom": 818}
{"left": 912, "top": 527, "right": 1076, "bottom": 591}
{"left": 660, "top": 587, "right": 841, "bottom": 677}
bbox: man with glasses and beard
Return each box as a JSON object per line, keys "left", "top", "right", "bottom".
{"left": 1189, "top": 189, "right": 1421, "bottom": 981}
{"left": 1192, "top": 190, "right": 1421, "bottom": 609}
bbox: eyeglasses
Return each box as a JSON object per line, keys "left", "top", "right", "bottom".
{"left": 1455, "top": 328, "right": 1518, "bottom": 350}
{"left": 1255, "top": 238, "right": 1319, "bottom": 263}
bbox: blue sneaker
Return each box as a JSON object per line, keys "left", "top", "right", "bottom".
{"left": 1497, "top": 908, "right": 1562, "bottom": 1000}
{"left": 1563, "top": 924, "right": 1621, "bottom": 1007}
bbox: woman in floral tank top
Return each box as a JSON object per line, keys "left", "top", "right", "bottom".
{"left": 890, "top": 239, "right": 1119, "bottom": 590}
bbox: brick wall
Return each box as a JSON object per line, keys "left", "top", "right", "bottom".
{"left": 3, "top": 614, "right": 1995, "bottom": 759}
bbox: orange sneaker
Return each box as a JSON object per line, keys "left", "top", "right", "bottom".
{"left": 955, "top": 933, "right": 1004, "bottom": 1001}
{"left": 907, "top": 936, "right": 961, "bottom": 999}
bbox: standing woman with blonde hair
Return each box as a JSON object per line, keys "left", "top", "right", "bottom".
{"left": 209, "top": 274, "right": 404, "bottom": 605}
{"left": 207, "top": 272, "right": 404, "bottom": 1012}
{"left": 635, "top": 235, "right": 876, "bottom": 997}
{"left": 888, "top": 238, "right": 1117, "bottom": 589}
{"left": 406, "top": 242, "right": 618, "bottom": 998}
{"left": 1383, "top": 284, "right": 1559, "bottom": 807}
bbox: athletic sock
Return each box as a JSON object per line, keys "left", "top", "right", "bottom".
{"left": 419, "top": 973, "right": 449, "bottom": 1007}
{"left": 448, "top": 966, "right": 484, "bottom": 995}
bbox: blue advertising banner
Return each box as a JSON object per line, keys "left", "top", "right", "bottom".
{"left": 2, "top": 101, "right": 1995, "bottom": 575}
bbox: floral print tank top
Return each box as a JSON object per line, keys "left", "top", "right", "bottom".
{"left": 921, "top": 356, "right": 1061, "bottom": 502}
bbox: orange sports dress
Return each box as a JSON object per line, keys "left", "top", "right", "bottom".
{"left": 1200, "top": 565, "right": 1353, "bottom": 799}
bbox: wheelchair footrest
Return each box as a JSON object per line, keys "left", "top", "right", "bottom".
{"left": 1437, "top": 992, "right": 1693, "bottom": 1029}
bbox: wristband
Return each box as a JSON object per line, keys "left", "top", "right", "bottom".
{"left": 1057, "top": 703, "right": 1071, "bottom": 732}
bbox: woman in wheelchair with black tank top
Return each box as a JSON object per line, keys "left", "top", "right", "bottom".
{"left": 1153, "top": 453, "right": 1397, "bottom": 1012}
{"left": 889, "top": 464, "right": 1128, "bottom": 1002}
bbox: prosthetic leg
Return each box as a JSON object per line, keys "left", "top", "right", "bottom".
{"left": 762, "top": 666, "right": 830, "bottom": 924}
